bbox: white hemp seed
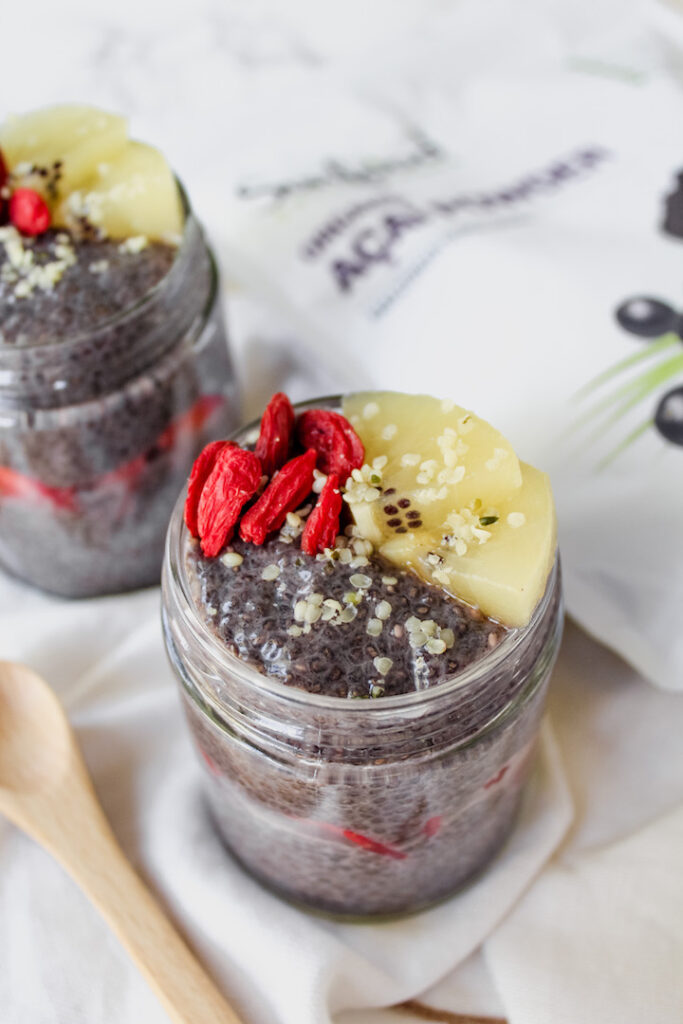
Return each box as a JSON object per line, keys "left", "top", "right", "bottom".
{"left": 221, "top": 552, "right": 243, "bottom": 569}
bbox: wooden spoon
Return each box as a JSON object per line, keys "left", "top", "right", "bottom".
{"left": 0, "top": 661, "right": 243, "bottom": 1024}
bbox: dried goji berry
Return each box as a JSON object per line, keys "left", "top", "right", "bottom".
{"left": 239, "top": 449, "right": 316, "bottom": 545}
{"left": 0, "top": 466, "right": 76, "bottom": 512}
{"left": 301, "top": 473, "right": 342, "bottom": 555}
{"left": 158, "top": 394, "right": 226, "bottom": 454}
{"left": 9, "top": 188, "right": 51, "bottom": 236}
{"left": 297, "top": 409, "right": 364, "bottom": 481}
{"left": 197, "top": 445, "right": 262, "bottom": 557}
{"left": 0, "top": 149, "right": 8, "bottom": 226}
{"left": 255, "top": 392, "right": 295, "bottom": 476}
{"left": 341, "top": 827, "right": 406, "bottom": 860}
{"left": 184, "top": 440, "right": 233, "bottom": 538}
{"left": 422, "top": 815, "right": 442, "bottom": 837}
{"left": 483, "top": 764, "right": 509, "bottom": 789}
{"left": 291, "top": 816, "right": 407, "bottom": 859}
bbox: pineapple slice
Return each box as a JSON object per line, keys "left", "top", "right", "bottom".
{"left": 382, "top": 463, "right": 556, "bottom": 627}
{"left": 341, "top": 392, "right": 555, "bottom": 626}
{"left": 0, "top": 105, "right": 182, "bottom": 241}
{"left": 342, "top": 391, "right": 522, "bottom": 546}
{"left": 0, "top": 105, "right": 127, "bottom": 195}
{"left": 55, "top": 141, "right": 183, "bottom": 241}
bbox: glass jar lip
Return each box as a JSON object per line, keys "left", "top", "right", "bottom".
{"left": 0, "top": 178, "right": 192, "bottom": 356}
{"left": 164, "top": 393, "right": 560, "bottom": 717}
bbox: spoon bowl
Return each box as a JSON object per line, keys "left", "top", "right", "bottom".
{"left": 0, "top": 660, "right": 243, "bottom": 1024}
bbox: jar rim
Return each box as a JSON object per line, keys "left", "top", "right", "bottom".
{"left": 0, "top": 179, "right": 192, "bottom": 356}
{"left": 163, "top": 393, "right": 560, "bottom": 718}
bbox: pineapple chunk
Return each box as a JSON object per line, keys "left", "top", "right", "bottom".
{"left": 341, "top": 391, "right": 556, "bottom": 626}
{"left": 55, "top": 141, "right": 183, "bottom": 241}
{"left": 342, "top": 391, "right": 522, "bottom": 544}
{"left": 382, "top": 463, "right": 556, "bottom": 627}
{"left": 0, "top": 105, "right": 127, "bottom": 195}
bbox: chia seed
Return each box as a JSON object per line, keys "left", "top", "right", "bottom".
{"left": 0, "top": 230, "right": 174, "bottom": 347}
{"left": 189, "top": 537, "right": 502, "bottom": 699}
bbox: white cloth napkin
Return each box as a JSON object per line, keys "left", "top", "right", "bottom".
{"left": 0, "top": 576, "right": 571, "bottom": 1024}
{"left": 483, "top": 621, "right": 683, "bottom": 1024}
{"left": 486, "top": 806, "right": 683, "bottom": 1024}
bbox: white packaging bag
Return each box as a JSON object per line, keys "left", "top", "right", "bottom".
{"left": 216, "top": 63, "right": 683, "bottom": 692}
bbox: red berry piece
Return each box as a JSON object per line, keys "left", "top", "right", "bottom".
{"left": 297, "top": 409, "right": 365, "bottom": 481}
{"left": 200, "top": 748, "right": 220, "bottom": 777}
{"left": 255, "top": 392, "right": 295, "bottom": 476}
{"left": 159, "top": 394, "right": 226, "bottom": 453}
{"left": 422, "top": 815, "right": 442, "bottom": 837}
{"left": 340, "top": 828, "right": 406, "bottom": 860}
{"left": 197, "top": 445, "right": 263, "bottom": 557}
{"left": 483, "top": 764, "right": 509, "bottom": 789}
{"left": 301, "top": 473, "right": 342, "bottom": 556}
{"left": 239, "top": 449, "right": 317, "bottom": 545}
{"left": 0, "top": 149, "right": 8, "bottom": 226}
{"left": 184, "top": 440, "right": 234, "bottom": 538}
{"left": 293, "top": 816, "right": 406, "bottom": 859}
{"left": 9, "top": 188, "right": 51, "bottom": 236}
{"left": 0, "top": 466, "right": 76, "bottom": 512}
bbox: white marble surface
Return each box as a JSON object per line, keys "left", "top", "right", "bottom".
{"left": 2, "top": 2, "right": 683, "bottom": 1022}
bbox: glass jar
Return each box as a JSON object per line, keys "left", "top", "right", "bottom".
{"left": 161, "top": 402, "right": 563, "bottom": 919}
{"left": 0, "top": 199, "right": 239, "bottom": 597}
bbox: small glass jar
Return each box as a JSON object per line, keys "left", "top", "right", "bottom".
{"left": 0, "top": 198, "right": 239, "bottom": 597}
{"left": 161, "top": 402, "right": 563, "bottom": 919}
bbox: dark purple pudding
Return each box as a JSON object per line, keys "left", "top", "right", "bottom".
{"left": 162, "top": 395, "right": 563, "bottom": 918}
{"left": 0, "top": 230, "right": 175, "bottom": 347}
{"left": 188, "top": 535, "right": 506, "bottom": 699}
{"left": 0, "top": 215, "right": 238, "bottom": 597}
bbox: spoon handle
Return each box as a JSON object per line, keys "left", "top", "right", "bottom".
{"left": 24, "top": 770, "right": 244, "bottom": 1024}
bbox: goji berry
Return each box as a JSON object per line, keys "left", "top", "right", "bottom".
{"left": 340, "top": 828, "right": 406, "bottom": 860}
{"left": 158, "top": 394, "right": 225, "bottom": 454}
{"left": 200, "top": 747, "right": 220, "bottom": 777}
{"left": 0, "top": 150, "right": 8, "bottom": 226}
{"left": 239, "top": 449, "right": 316, "bottom": 545}
{"left": 255, "top": 392, "right": 295, "bottom": 476}
{"left": 483, "top": 764, "right": 509, "bottom": 789}
{"left": 297, "top": 409, "right": 364, "bottom": 481}
{"left": 197, "top": 445, "right": 262, "bottom": 557}
{"left": 9, "top": 188, "right": 51, "bottom": 236}
{"left": 184, "top": 440, "right": 233, "bottom": 538}
{"left": 422, "top": 815, "right": 442, "bottom": 837}
{"left": 291, "top": 816, "right": 407, "bottom": 859}
{"left": 301, "top": 473, "right": 342, "bottom": 555}
{"left": 0, "top": 466, "right": 76, "bottom": 512}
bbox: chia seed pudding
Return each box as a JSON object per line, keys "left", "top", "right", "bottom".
{"left": 0, "top": 108, "right": 239, "bottom": 597}
{"left": 190, "top": 537, "right": 505, "bottom": 698}
{"left": 162, "top": 394, "right": 562, "bottom": 917}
